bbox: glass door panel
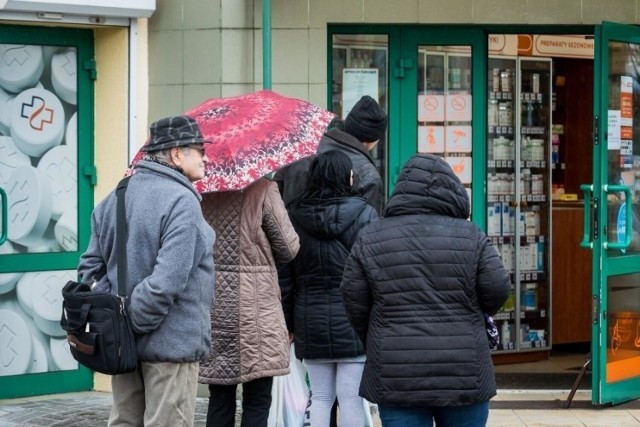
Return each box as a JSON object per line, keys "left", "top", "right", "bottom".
{"left": 0, "top": 25, "right": 93, "bottom": 399}
{"left": 590, "top": 21, "right": 640, "bottom": 406}
{"left": 0, "top": 44, "right": 78, "bottom": 254}
{"left": 488, "top": 53, "right": 552, "bottom": 354}
{"left": 331, "top": 33, "right": 389, "bottom": 198}
{"left": 417, "top": 46, "right": 473, "bottom": 208}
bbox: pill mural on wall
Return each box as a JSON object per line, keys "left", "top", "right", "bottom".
{"left": 0, "top": 43, "right": 79, "bottom": 376}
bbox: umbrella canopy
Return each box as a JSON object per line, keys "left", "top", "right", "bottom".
{"left": 128, "top": 90, "right": 335, "bottom": 192}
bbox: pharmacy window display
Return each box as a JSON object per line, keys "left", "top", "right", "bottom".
{"left": 0, "top": 43, "right": 80, "bottom": 377}
{"left": 487, "top": 55, "right": 552, "bottom": 353}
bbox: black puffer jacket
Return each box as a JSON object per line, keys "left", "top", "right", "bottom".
{"left": 283, "top": 196, "right": 378, "bottom": 360}
{"left": 341, "top": 154, "right": 510, "bottom": 407}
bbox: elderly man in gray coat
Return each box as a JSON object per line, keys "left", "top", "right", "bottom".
{"left": 78, "top": 115, "right": 216, "bottom": 427}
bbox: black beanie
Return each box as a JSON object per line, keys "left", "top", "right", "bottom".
{"left": 344, "top": 95, "right": 388, "bottom": 142}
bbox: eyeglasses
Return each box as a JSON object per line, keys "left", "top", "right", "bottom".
{"left": 186, "top": 144, "right": 205, "bottom": 157}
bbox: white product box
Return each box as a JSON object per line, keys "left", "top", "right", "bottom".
{"left": 487, "top": 204, "right": 502, "bottom": 236}
{"left": 501, "top": 202, "right": 514, "bottom": 236}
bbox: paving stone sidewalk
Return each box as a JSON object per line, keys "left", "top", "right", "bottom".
{"left": 0, "top": 392, "right": 212, "bottom": 427}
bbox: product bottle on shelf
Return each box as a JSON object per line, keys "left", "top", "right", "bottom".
{"left": 501, "top": 320, "right": 511, "bottom": 347}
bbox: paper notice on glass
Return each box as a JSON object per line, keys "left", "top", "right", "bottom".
{"left": 620, "top": 76, "right": 633, "bottom": 127}
{"left": 342, "top": 68, "right": 379, "bottom": 119}
{"left": 445, "top": 125, "right": 472, "bottom": 152}
{"left": 445, "top": 156, "right": 472, "bottom": 184}
{"left": 608, "top": 110, "right": 621, "bottom": 150}
{"left": 418, "top": 126, "right": 445, "bottom": 153}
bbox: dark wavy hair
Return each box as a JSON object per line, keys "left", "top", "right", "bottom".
{"left": 303, "top": 150, "right": 353, "bottom": 199}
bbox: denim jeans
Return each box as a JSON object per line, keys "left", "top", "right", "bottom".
{"left": 378, "top": 401, "right": 490, "bottom": 427}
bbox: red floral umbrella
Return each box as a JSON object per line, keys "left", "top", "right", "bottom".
{"left": 127, "top": 90, "right": 335, "bottom": 192}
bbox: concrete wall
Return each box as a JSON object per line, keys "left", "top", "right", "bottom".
{"left": 147, "top": 0, "right": 640, "bottom": 122}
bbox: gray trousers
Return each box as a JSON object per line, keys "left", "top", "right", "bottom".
{"left": 108, "top": 361, "right": 199, "bottom": 427}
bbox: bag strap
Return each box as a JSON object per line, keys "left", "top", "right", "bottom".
{"left": 115, "top": 177, "right": 131, "bottom": 298}
{"left": 60, "top": 302, "right": 92, "bottom": 332}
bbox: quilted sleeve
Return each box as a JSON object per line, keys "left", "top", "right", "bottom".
{"left": 263, "top": 181, "right": 300, "bottom": 264}
{"left": 476, "top": 234, "right": 511, "bottom": 316}
{"left": 341, "top": 239, "right": 373, "bottom": 346}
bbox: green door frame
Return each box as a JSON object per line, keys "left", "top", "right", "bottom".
{"left": 329, "top": 22, "right": 640, "bottom": 405}
{"left": 589, "top": 21, "right": 640, "bottom": 406}
{"left": 0, "top": 24, "right": 95, "bottom": 398}
{"left": 397, "top": 26, "right": 487, "bottom": 226}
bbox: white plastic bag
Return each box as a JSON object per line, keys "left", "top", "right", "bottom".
{"left": 268, "top": 344, "right": 310, "bottom": 427}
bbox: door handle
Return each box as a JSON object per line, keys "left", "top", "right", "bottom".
{"left": 580, "top": 184, "right": 594, "bottom": 248}
{"left": 603, "top": 184, "right": 632, "bottom": 250}
{"left": 0, "top": 187, "right": 6, "bottom": 246}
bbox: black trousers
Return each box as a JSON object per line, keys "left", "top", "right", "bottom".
{"left": 206, "top": 377, "right": 274, "bottom": 427}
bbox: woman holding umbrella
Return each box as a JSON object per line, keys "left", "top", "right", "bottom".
{"left": 198, "top": 177, "right": 300, "bottom": 427}
{"left": 281, "top": 150, "right": 379, "bottom": 427}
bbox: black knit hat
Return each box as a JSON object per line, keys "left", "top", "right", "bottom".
{"left": 344, "top": 96, "right": 388, "bottom": 142}
{"left": 141, "top": 115, "right": 210, "bottom": 152}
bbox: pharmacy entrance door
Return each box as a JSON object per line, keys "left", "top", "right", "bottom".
{"left": 0, "top": 24, "right": 95, "bottom": 398}
{"left": 584, "top": 21, "right": 640, "bottom": 406}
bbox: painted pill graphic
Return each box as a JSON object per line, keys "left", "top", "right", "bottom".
{"left": 0, "top": 44, "right": 44, "bottom": 94}
{"left": 10, "top": 87, "right": 65, "bottom": 158}
{"left": 6, "top": 165, "right": 53, "bottom": 247}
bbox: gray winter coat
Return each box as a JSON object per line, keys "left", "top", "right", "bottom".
{"left": 341, "top": 154, "right": 511, "bottom": 407}
{"left": 78, "top": 160, "right": 216, "bottom": 362}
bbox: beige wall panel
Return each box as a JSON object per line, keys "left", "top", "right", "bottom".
{"left": 526, "top": 0, "right": 582, "bottom": 24}
{"left": 471, "top": 0, "right": 527, "bottom": 23}
{"left": 221, "top": 83, "right": 259, "bottom": 97}
{"left": 309, "top": 83, "right": 329, "bottom": 109}
{"left": 184, "top": 0, "right": 221, "bottom": 29}
{"left": 148, "top": 84, "right": 184, "bottom": 123}
{"left": 93, "top": 373, "right": 111, "bottom": 392}
{"left": 135, "top": 19, "right": 150, "bottom": 144}
{"left": 272, "top": 83, "right": 310, "bottom": 100}
{"left": 222, "top": 29, "right": 255, "bottom": 83}
{"left": 254, "top": 0, "right": 309, "bottom": 28}
{"left": 418, "top": 0, "right": 472, "bottom": 23}
{"left": 309, "top": 29, "right": 327, "bottom": 84}
{"left": 150, "top": 0, "right": 183, "bottom": 31}
{"left": 149, "top": 31, "right": 183, "bottom": 85}
{"left": 184, "top": 29, "right": 222, "bottom": 84}
{"left": 222, "top": 0, "right": 255, "bottom": 28}
{"left": 366, "top": 0, "right": 418, "bottom": 23}
{"left": 582, "top": 0, "right": 637, "bottom": 24}
{"left": 310, "top": 0, "right": 364, "bottom": 28}
{"left": 254, "top": 29, "right": 263, "bottom": 84}
{"left": 93, "top": 28, "right": 129, "bottom": 202}
{"left": 184, "top": 84, "right": 222, "bottom": 108}
{"left": 273, "top": 29, "right": 309, "bottom": 84}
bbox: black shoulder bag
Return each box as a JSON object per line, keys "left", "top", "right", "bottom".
{"left": 60, "top": 177, "right": 137, "bottom": 375}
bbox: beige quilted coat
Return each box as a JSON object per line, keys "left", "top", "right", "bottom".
{"left": 198, "top": 178, "right": 300, "bottom": 385}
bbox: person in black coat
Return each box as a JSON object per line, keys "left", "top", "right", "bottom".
{"left": 341, "top": 153, "right": 511, "bottom": 427}
{"left": 281, "top": 150, "right": 379, "bottom": 427}
{"left": 274, "top": 95, "right": 387, "bottom": 215}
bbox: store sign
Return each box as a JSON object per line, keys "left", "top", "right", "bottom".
{"left": 534, "top": 35, "right": 594, "bottom": 59}
{"left": 488, "top": 34, "right": 518, "bottom": 56}
{"left": 489, "top": 34, "right": 594, "bottom": 59}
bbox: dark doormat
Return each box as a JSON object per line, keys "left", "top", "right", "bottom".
{"left": 495, "top": 372, "right": 591, "bottom": 390}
